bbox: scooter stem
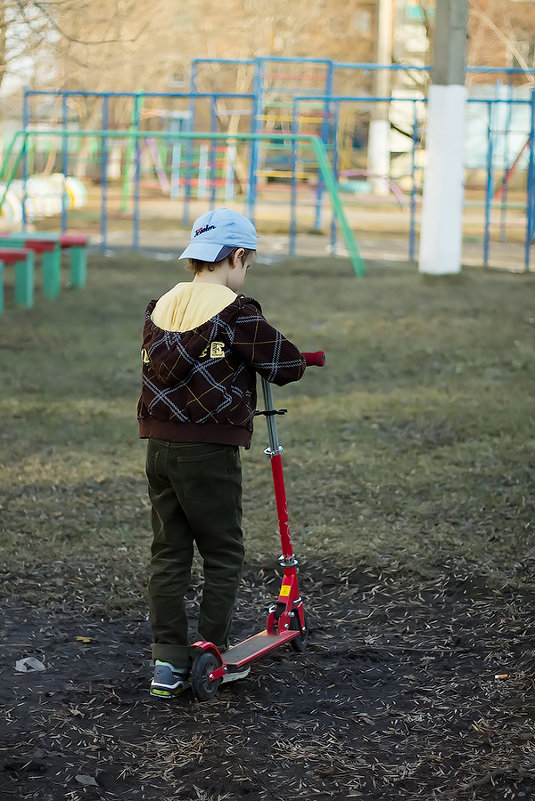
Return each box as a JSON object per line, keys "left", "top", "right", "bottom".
{"left": 260, "top": 377, "right": 294, "bottom": 562}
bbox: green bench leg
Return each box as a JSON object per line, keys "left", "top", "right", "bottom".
{"left": 0, "top": 262, "right": 4, "bottom": 315}
{"left": 70, "top": 247, "right": 87, "bottom": 289}
{"left": 42, "top": 247, "right": 61, "bottom": 300}
{"left": 14, "top": 253, "right": 34, "bottom": 308}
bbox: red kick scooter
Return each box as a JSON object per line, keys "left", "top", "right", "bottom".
{"left": 189, "top": 351, "right": 325, "bottom": 700}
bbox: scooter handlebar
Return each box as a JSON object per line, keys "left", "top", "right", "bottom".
{"left": 302, "top": 351, "right": 326, "bottom": 367}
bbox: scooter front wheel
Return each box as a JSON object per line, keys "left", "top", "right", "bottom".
{"left": 289, "top": 610, "right": 309, "bottom": 653}
{"left": 190, "top": 651, "right": 222, "bottom": 701}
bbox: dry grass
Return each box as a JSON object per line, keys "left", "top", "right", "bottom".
{"left": 0, "top": 251, "right": 534, "bottom": 614}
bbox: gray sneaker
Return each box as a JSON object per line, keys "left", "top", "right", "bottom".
{"left": 150, "top": 661, "right": 191, "bottom": 698}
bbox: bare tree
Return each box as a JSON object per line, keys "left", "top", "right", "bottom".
{"left": 469, "top": 0, "right": 535, "bottom": 82}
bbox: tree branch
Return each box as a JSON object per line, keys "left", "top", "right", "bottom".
{"left": 15, "top": 0, "right": 132, "bottom": 45}
{"left": 469, "top": 0, "right": 534, "bottom": 82}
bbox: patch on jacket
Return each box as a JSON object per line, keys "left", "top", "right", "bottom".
{"left": 200, "top": 341, "right": 225, "bottom": 359}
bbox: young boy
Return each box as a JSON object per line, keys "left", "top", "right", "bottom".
{"left": 137, "top": 207, "right": 306, "bottom": 698}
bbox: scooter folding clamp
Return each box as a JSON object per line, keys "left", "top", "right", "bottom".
{"left": 278, "top": 554, "right": 299, "bottom": 568}
{"left": 264, "top": 446, "right": 283, "bottom": 457}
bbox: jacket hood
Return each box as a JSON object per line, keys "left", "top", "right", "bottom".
{"left": 141, "top": 296, "right": 260, "bottom": 386}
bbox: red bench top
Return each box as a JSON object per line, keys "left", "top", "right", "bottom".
{"left": 24, "top": 240, "right": 57, "bottom": 253}
{"left": 0, "top": 235, "right": 56, "bottom": 252}
{"left": 59, "top": 234, "right": 88, "bottom": 247}
{"left": 3, "top": 232, "right": 89, "bottom": 248}
{"left": 0, "top": 247, "right": 32, "bottom": 264}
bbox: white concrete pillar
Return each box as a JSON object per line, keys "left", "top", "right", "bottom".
{"left": 418, "top": 0, "right": 468, "bottom": 275}
{"left": 418, "top": 84, "right": 466, "bottom": 274}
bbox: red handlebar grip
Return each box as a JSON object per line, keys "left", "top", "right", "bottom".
{"left": 302, "top": 351, "right": 326, "bottom": 367}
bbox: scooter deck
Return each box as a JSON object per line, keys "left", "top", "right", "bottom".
{"left": 225, "top": 629, "right": 299, "bottom": 668}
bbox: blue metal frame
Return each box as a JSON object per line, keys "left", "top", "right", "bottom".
{"left": 24, "top": 89, "right": 256, "bottom": 249}
{"left": 499, "top": 80, "right": 514, "bottom": 242}
{"left": 469, "top": 95, "right": 531, "bottom": 270}
{"left": 20, "top": 65, "right": 535, "bottom": 268}
{"left": 291, "top": 94, "right": 426, "bottom": 259}
{"left": 61, "top": 94, "right": 68, "bottom": 233}
{"left": 526, "top": 90, "right": 535, "bottom": 271}
{"left": 484, "top": 100, "right": 495, "bottom": 267}
{"left": 132, "top": 94, "right": 142, "bottom": 251}
{"left": 409, "top": 101, "right": 420, "bottom": 261}
{"left": 22, "top": 90, "right": 30, "bottom": 228}
{"left": 101, "top": 95, "right": 109, "bottom": 250}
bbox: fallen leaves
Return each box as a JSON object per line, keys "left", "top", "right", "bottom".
{"left": 2, "top": 562, "right": 533, "bottom": 800}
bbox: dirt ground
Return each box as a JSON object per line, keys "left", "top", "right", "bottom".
{"left": 0, "top": 561, "right": 533, "bottom": 801}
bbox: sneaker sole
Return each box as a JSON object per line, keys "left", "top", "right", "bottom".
{"left": 150, "top": 681, "right": 191, "bottom": 698}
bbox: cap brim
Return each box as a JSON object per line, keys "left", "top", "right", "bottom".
{"left": 178, "top": 241, "right": 227, "bottom": 261}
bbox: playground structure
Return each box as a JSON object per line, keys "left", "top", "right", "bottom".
{"left": 1, "top": 57, "right": 535, "bottom": 271}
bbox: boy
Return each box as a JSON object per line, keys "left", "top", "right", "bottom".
{"left": 137, "top": 207, "right": 306, "bottom": 698}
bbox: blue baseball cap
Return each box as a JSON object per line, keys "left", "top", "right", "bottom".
{"left": 179, "top": 207, "right": 257, "bottom": 262}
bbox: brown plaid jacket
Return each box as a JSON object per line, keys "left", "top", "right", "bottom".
{"left": 137, "top": 295, "right": 306, "bottom": 447}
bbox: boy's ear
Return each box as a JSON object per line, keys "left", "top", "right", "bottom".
{"left": 231, "top": 248, "right": 245, "bottom": 267}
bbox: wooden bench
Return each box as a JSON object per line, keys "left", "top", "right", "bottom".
{"left": 0, "top": 236, "right": 60, "bottom": 300}
{"left": 57, "top": 233, "right": 88, "bottom": 289}
{"left": 1, "top": 232, "right": 89, "bottom": 291}
{"left": 0, "top": 248, "right": 34, "bottom": 313}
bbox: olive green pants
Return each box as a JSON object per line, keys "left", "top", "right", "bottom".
{"left": 146, "top": 439, "right": 244, "bottom": 669}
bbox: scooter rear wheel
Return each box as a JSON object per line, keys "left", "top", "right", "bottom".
{"left": 289, "top": 610, "right": 309, "bottom": 653}
{"left": 190, "top": 652, "right": 222, "bottom": 701}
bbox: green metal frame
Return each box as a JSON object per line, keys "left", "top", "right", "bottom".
{"left": 121, "top": 95, "right": 145, "bottom": 213}
{"left": 0, "top": 129, "right": 365, "bottom": 277}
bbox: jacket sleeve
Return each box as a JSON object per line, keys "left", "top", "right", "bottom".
{"left": 231, "top": 300, "right": 306, "bottom": 386}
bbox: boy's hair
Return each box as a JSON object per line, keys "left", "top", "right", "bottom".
{"left": 186, "top": 247, "right": 256, "bottom": 275}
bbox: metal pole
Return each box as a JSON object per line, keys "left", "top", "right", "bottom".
{"left": 524, "top": 90, "right": 535, "bottom": 272}
{"left": 309, "top": 135, "right": 365, "bottom": 275}
{"left": 183, "top": 95, "right": 196, "bottom": 226}
{"left": 484, "top": 101, "right": 495, "bottom": 267}
{"left": 0, "top": 132, "right": 26, "bottom": 211}
{"left": 22, "top": 89, "right": 30, "bottom": 230}
{"left": 529, "top": 96, "right": 535, "bottom": 246}
{"left": 324, "top": 62, "right": 335, "bottom": 238}
{"left": 409, "top": 100, "right": 419, "bottom": 261}
{"left": 330, "top": 100, "right": 340, "bottom": 256}
{"left": 210, "top": 96, "right": 217, "bottom": 206}
{"left": 499, "top": 80, "right": 513, "bottom": 242}
{"left": 289, "top": 97, "right": 298, "bottom": 257}
{"left": 101, "top": 95, "right": 109, "bottom": 252}
{"left": 313, "top": 61, "right": 334, "bottom": 229}
{"left": 0, "top": 126, "right": 18, "bottom": 181}
{"left": 133, "top": 94, "right": 142, "bottom": 250}
{"left": 60, "top": 94, "right": 69, "bottom": 233}
{"left": 247, "top": 59, "right": 262, "bottom": 222}
{"left": 260, "top": 378, "right": 281, "bottom": 454}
